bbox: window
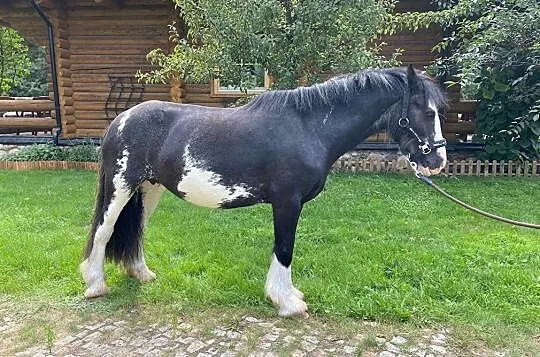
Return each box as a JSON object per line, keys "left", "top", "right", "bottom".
{"left": 211, "top": 63, "right": 272, "bottom": 97}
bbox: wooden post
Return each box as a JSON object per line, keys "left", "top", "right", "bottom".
{"left": 170, "top": 77, "right": 185, "bottom": 103}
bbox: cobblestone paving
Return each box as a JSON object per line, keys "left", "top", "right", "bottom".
{"left": 5, "top": 316, "right": 459, "bottom": 357}
{"left": 2, "top": 304, "right": 511, "bottom": 357}
{"left": 0, "top": 297, "right": 516, "bottom": 357}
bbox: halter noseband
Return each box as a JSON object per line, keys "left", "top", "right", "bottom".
{"left": 399, "top": 85, "right": 447, "bottom": 155}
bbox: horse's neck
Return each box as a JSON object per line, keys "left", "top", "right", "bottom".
{"left": 311, "top": 89, "right": 401, "bottom": 164}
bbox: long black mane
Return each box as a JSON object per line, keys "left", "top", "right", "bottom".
{"left": 244, "top": 67, "right": 446, "bottom": 112}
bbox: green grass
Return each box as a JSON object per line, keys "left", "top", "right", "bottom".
{"left": 0, "top": 170, "right": 538, "bottom": 337}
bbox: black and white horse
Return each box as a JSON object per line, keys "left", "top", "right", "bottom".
{"left": 81, "top": 66, "right": 447, "bottom": 317}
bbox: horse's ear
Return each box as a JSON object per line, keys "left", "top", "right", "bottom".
{"left": 406, "top": 64, "right": 418, "bottom": 87}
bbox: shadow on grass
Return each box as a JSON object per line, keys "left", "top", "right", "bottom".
{"left": 80, "top": 276, "right": 144, "bottom": 313}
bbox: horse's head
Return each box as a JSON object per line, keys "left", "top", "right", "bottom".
{"left": 394, "top": 65, "right": 447, "bottom": 176}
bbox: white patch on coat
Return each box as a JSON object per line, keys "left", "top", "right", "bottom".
{"left": 113, "top": 149, "right": 130, "bottom": 191}
{"left": 81, "top": 149, "right": 132, "bottom": 298}
{"left": 265, "top": 254, "right": 307, "bottom": 317}
{"left": 177, "top": 145, "right": 253, "bottom": 208}
{"left": 117, "top": 109, "right": 131, "bottom": 136}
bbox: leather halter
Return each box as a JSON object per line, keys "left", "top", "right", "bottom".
{"left": 399, "top": 85, "right": 447, "bottom": 155}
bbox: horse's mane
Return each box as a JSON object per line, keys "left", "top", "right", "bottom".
{"left": 244, "top": 67, "right": 446, "bottom": 112}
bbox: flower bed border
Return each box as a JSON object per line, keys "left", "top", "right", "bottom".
{"left": 0, "top": 161, "right": 99, "bottom": 171}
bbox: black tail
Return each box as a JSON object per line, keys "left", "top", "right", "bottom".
{"left": 84, "top": 166, "right": 144, "bottom": 265}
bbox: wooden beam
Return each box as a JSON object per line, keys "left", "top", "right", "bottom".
{"left": 36, "top": 0, "right": 67, "bottom": 10}
{"left": 0, "top": 117, "right": 56, "bottom": 130}
{"left": 0, "top": 99, "right": 54, "bottom": 112}
{"left": 447, "top": 100, "right": 478, "bottom": 114}
{"left": 94, "top": 0, "right": 126, "bottom": 7}
{"left": 444, "top": 122, "right": 476, "bottom": 134}
{"left": 0, "top": 0, "right": 14, "bottom": 8}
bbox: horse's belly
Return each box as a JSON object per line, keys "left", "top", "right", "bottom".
{"left": 177, "top": 166, "right": 255, "bottom": 208}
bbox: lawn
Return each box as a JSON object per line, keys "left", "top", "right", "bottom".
{"left": 0, "top": 170, "right": 538, "bottom": 346}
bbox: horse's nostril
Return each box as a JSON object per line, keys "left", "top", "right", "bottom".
{"left": 424, "top": 155, "right": 445, "bottom": 169}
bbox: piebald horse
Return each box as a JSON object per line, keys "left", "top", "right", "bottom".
{"left": 81, "top": 65, "right": 447, "bottom": 317}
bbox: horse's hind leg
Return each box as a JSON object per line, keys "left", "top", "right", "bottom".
{"left": 80, "top": 179, "right": 133, "bottom": 298}
{"left": 125, "top": 181, "right": 165, "bottom": 282}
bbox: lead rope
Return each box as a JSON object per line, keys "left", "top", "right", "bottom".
{"left": 408, "top": 160, "right": 540, "bottom": 230}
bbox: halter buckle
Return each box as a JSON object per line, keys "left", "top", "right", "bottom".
{"left": 398, "top": 117, "right": 409, "bottom": 128}
{"left": 419, "top": 142, "right": 431, "bottom": 155}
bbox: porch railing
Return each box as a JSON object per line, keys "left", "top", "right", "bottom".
{"left": 0, "top": 96, "right": 56, "bottom": 135}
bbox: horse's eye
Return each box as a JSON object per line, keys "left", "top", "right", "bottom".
{"left": 425, "top": 110, "right": 436, "bottom": 119}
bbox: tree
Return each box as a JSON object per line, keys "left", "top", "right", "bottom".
{"left": 138, "top": 0, "right": 399, "bottom": 90}
{"left": 0, "top": 27, "right": 30, "bottom": 96}
{"left": 390, "top": 0, "right": 539, "bottom": 161}
{"left": 10, "top": 43, "right": 48, "bottom": 97}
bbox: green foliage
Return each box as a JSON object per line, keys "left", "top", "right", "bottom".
{"left": 137, "top": 25, "right": 220, "bottom": 85}
{"left": 392, "top": 0, "right": 540, "bottom": 161}
{"left": 0, "top": 27, "right": 31, "bottom": 96}
{"left": 139, "top": 0, "right": 400, "bottom": 89}
{"left": 3, "top": 144, "right": 63, "bottom": 161}
{"left": 63, "top": 143, "right": 99, "bottom": 162}
{"left": 10, "top": 43, "right": 49, "bottom": 97}
{"left": 500, "top": 100, "right": 540, "bottom": 161}
{"left": 2, "top": 143, "right": 99, "bottom": 162}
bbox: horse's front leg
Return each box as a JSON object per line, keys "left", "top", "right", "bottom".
{"left": 265, "top": 196, "right": 308, "bottom": 317}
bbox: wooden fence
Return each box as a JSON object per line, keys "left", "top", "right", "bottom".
{"left": 1, "top": 158, "right": 538, "bottom": 177}
{"left": 333, "top": 155, "right": 540, "bottom": 177}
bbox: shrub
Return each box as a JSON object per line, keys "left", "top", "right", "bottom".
{"left": 2, "top": 143, "right": 99, "bottom": 162}
{"left": 63, "top": 143, "right": 99, "bottom": 162}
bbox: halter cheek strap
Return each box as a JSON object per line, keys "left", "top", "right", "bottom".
{"left": 399, "top": 87, "right": 447, "bottom": 155}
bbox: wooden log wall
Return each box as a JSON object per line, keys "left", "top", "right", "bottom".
{"left": 1, "top": 0, "right": 173, "bottom": 138}
{"left": 65, "top": 0, "right": 173, "bottom": 137}
{"left": 0, "top": 2, "right": 48, "bottom": 46}
{"left": 48, "top": 6, "right": 76, "bottom": 136}
{"left": 379, "top": 0, "right": 441, "bottom": 69}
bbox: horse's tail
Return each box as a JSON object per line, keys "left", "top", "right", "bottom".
{"left": 84, "top": 163, "right": 144, "bottom": 265}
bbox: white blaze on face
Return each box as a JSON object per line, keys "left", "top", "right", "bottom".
{"left": 177, "top": 145, "right": 253, "bottom": 208}
{"left": 418, "top": 101, "right": 447, "bottom": 176}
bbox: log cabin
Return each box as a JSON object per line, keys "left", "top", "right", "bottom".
{"left": 0, "top": 0, "right": 477, "bottom": 145}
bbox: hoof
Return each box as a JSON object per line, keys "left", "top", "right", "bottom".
{"left": 292, "top": 287, "right": 304, "bottom": 300}
{"left": 84, "top": 281, "right": 109, "bottom": 299}
{"left": 277, "top": 296, "right": 309, "bottom": 318}
{"left": 128, "top": 267, "right": 156, "bottom": 283}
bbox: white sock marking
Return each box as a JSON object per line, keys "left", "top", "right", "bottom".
{"left": 265, "top": 254, "right": 307, "bottom": 316}
{"left": 82, "top": 149, "right": 132, "bottom": 296}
